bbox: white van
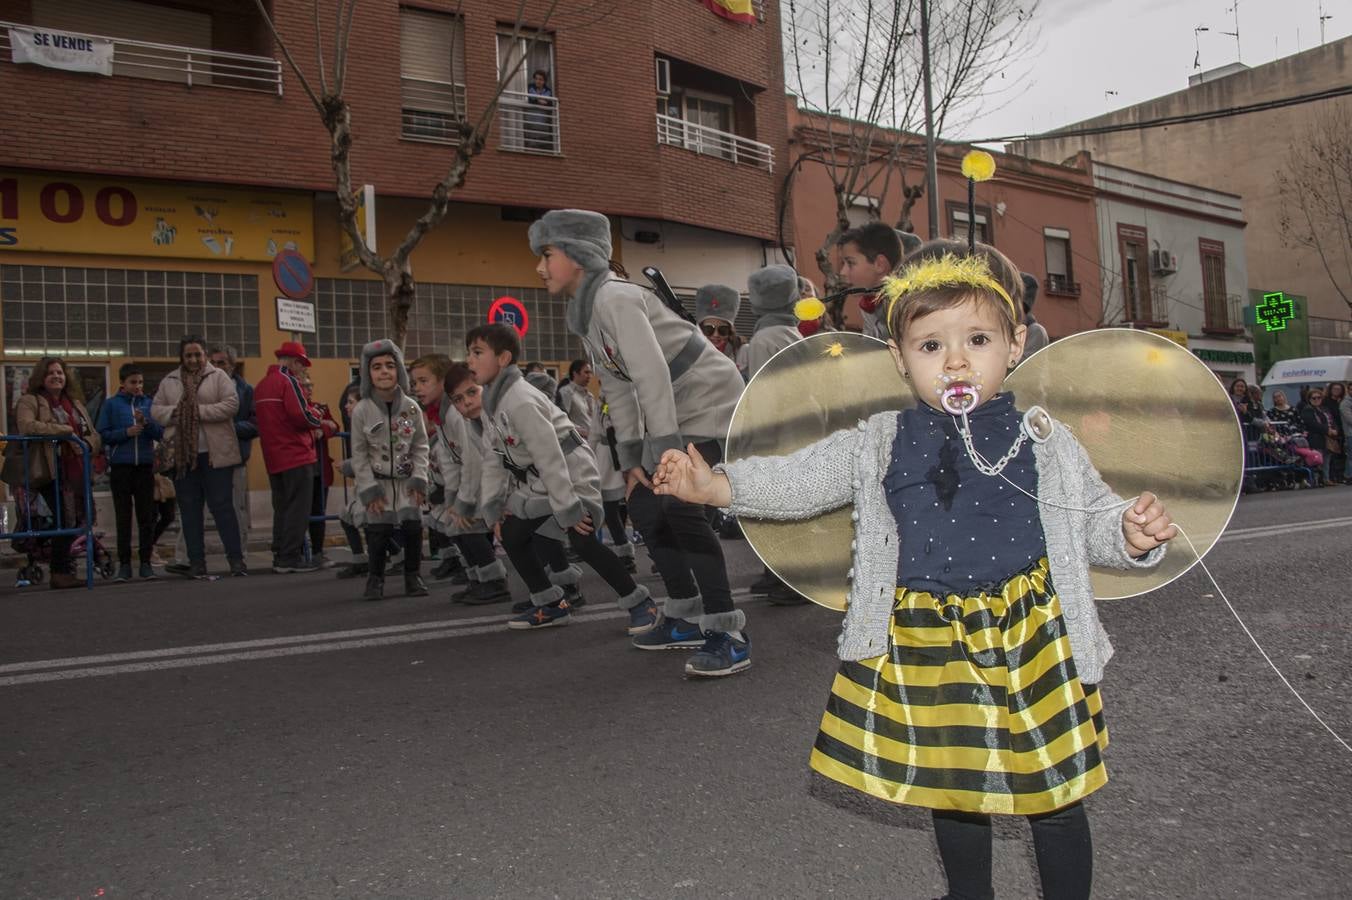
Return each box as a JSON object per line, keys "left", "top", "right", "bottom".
{"left": 1259, "top": 356, "right": 1352, "bottom": 407}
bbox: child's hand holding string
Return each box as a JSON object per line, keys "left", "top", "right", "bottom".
{"left": 1122, "top": 491, "right": 1178, "bottom": 558}
{"left": 652, "top": 444, "right": 731, "bottom": 508}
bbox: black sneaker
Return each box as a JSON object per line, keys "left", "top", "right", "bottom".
{"left": 165, "top": 562, "right": 192, "bottom": 577}
{"left": 511, "top": 597, "right": 534, "bottom": 614}
{"left": 457, "top": 579, "right": 512, "bottom": 605}
{"left": 404, "top": 573, "right": 429, "bottom": 597}
{"left": 430, "top": 557, "right": 463, "bottom": 581}
{"left": 766, "top": 583, "right": 809, "bottom": 606}
{"left": 188, "top": 560, "right": 208, "bottom": 579}
{"left": 138, "top": 563, "right": 157, "bottom": 580}
{"left": 114, "top": 563, "right": 132, "bottom": 583}
{"left": 274, "top": 559, "right": 321, "bottom": 574}
{"left": 508, "top": 598, "right": 571, "bottom": 630}
{"left": 362, "top": 575, "right": 384, "bottom": 602}
{"left": 336, "top": 561, "right": 369, "bottom": 579}
{"left": 632, "top": 615, "right": 705, "bottom": 649}
{"left": 229, "top": 558, "right": 249, "bottom": 578}
{"left": 685, "top": 630, "right": 752, "bottom": 677}
{"left": 563, "top": 584, "right": 586, "bottom": 610}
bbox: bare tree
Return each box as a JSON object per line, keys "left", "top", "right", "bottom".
{"left": 1277, "top": 104, "right": 1352, "bottom": 310}
{"left": 253, "top": 0, "right": 606, "bottom": 346}
{"left": 783, "top": 0, "right": 1035, "bottom": 313}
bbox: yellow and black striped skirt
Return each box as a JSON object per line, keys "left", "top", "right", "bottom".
{"left": 810, "top": 558, "right": 1108, "bottom": 815}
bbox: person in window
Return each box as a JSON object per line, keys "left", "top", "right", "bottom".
{"left": 14, "top": 356, "right": 103, "bottom": 590}
{"left": 525, "top": 69, "right": 555, "bottom": 151}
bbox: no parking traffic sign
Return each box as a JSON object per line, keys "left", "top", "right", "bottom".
{"left": 272, "top": 248, "right": 314, "bottom": 299}
{"left": 488, "top": 296, "right": 529, "bottom": 338}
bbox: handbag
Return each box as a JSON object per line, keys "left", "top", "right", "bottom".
{"left": 2, "top": 440, "right": 51, "bottom": 491}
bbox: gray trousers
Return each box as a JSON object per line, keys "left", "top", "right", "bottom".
{"left": 269, "top": 464, "right": 315, "bottom": 565}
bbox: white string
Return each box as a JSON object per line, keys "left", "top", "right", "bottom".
{"left": 954, "top": 412, "right": 1352, "bottom": 756}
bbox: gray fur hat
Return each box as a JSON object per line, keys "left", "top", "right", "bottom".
{"left": 359, "top": 339, "right": 410, "bottom": 399}
{"left": 695, "top": 284, "right": 740, "bottom": 323}
{"left": 897, "top": 229, "right": 922, "bottom": 257}
{"left": 525, "top": 370, "right": 556, "bottom": 397}
{"left": 747, "top": 264, "right": 798, "bottom": 314}
{"left": 528, "top": 209, "right": 612, "bottom": 273}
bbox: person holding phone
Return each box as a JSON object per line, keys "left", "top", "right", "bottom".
{"left": 97, "top": 362, "right": 164, "bottom": 580}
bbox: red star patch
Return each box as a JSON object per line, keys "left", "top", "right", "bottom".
{"left": 505, "top": 435, "right": 516, "bottom": 446}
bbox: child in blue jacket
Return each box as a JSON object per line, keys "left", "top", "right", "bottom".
{"left": 96, "top": 363, "right": 165, "bottom": 580}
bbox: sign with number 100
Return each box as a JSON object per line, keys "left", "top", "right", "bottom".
{"left": 0, "top": 170, "right": 314, "bottom": 261}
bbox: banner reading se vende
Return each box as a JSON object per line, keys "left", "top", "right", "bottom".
{"left": 0, "top": 170, "right": 314, "bottom": 263}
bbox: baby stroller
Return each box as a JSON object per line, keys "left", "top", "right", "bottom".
{"left": 8, "top": 485, "right": 114, "bottom": 586}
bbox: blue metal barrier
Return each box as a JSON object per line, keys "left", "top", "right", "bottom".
{"left": 2, "top": 434, "right": 96, "bottom": 588}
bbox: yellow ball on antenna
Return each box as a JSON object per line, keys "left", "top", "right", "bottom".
{"left": 961, "top": 150, "right": 997, "bottom": 182}
{"left": 795, "top": 297, "right": 827, "bottom": 322}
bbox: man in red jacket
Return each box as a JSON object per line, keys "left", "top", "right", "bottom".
{"left": 255, "top": 341, "right": 324, "bottom": 573}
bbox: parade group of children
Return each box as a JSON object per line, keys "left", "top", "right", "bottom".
{"left": 327, "top": 204, "right": 1183, "bottom": 896}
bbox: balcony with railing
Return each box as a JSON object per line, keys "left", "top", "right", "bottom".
{"left": 1044, "top": 273, "right": 1081, "bottom": 298}
{"left": 0, "top": 21, "right": 282, "bottom": 94}
{"left": 401, "top": 77, "right": 468, "bottom": 143}
{"left": 656, "top": 113, "right": 774, "bottom": 171}
{"left": 498, "top": 90, "right": 561, "bottom": 155}
{"left": 1202, "top": 291, "right": 1247, "bottom": 336}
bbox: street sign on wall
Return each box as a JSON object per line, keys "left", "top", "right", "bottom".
{"left": 488, "top": 296, "right": 530, "bottom": 338}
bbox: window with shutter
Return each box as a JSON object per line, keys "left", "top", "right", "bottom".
{"left": 400, "top": 8, "right": 466, "bottom": 143}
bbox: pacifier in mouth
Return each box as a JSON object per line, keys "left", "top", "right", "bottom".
{"left": 935, "top": 372, "right": 984, "bottom": 415}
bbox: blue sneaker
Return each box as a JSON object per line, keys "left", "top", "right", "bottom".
{"left": 626, "top": 599, "right": 661, "bottom": 636}
{"left": 685, "top": 630, "right": 751, "bottom": 677}
{"left": 632, "top": 615, "right": 705, "bottom": 649}
{"left": 508, "top": 599, "right": 571, "bottom": 630}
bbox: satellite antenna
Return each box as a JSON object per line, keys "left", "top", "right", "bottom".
{"left": 1222, "top": 2, "right": 1241, "bottom": 62}
{"left": 1319, "top": 0, "right": 1333, "bottom": 45}
{"left": 1193, "top": 25, "right": 1209, "bottom": 69}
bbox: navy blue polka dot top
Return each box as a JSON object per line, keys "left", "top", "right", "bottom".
{"left": 882, "top": 392, "right": 1046, "bottom": 596}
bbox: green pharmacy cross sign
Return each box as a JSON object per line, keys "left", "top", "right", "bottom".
{"left": 1256, "top": 291, "right": 1296, "bottom": 332}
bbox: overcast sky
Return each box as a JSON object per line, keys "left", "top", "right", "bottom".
{"left": 951, "top": 0, "right": 1350, "bottom": 143}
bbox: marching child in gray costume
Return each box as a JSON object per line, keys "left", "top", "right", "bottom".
{"left": 350, "top": 339, "right": 430, "bottom": 602}
{"left": 466, "top": 323, "right": 653, "bottom": 631}
{"left": 431, "top": 364, "right": 512, "bottom": 605}
{"left": 745, "top": 264, "right": 805, "bottom": 380}
{"left": 528, "top": 209, "right": 750, "bottom": 677}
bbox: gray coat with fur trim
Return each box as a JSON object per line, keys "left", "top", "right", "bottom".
{"left": 479, "top": 365, "right": 604, "bottom": 533}
{"left": 718, "top": 410, "right": 1166, "bottom": 684}
{"left": 350, "top": 340, "right": 429, "bottom": 524}
{"left": 572, "top": 273, "right": 744, "bottom": 470}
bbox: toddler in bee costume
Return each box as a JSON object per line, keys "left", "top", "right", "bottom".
{"left": 653, "top": 242, "right": 1180, "bottom": 899}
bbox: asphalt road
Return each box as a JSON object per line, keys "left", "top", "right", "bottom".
{"left": 2, "top": 487, "right": 1350, "bottom": 899}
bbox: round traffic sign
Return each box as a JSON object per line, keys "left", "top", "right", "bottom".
{"left": 273, "top": 249, "right": 314, "bottom": 300}
{"left": 488, "top": 295, "right": 530, "bottom": 338}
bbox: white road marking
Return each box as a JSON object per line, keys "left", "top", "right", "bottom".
{"left": 1217, "top": 516, "right": 1352, "bottom": 543}
{"left": 0, "top": 589, "right": 759, "bottom": 687}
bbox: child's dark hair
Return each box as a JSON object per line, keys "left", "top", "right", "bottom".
{"left": 837, "top": 222, "right": 903, "bottom": 268}
{"left": 465, "top": 323, "right": 521, "bottom": 363}
{"left": 884, "top": 239, "right": 1025, "bottom": 342}
{"left": 444, "top": 362, "right": 475, "bottom": 396}
{"left": 118, "top": 363, "right": 143, "bottom": 382}
{"left": 567, "top": 359, "right": 589, "bottom": 379}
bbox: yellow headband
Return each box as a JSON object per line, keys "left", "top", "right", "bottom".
{"left": 882, "top": 253, "right": 1017, "bottom": 334}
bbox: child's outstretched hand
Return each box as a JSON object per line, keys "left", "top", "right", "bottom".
{"left": 652, "top": 443, "right": 731, "bottom": 508}
{"left": 1122, "top": 491, "right": 1178, "bottom": 558}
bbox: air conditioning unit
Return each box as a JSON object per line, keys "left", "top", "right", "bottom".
{"left": 1150, "top": 248, "right": 1178, "bottom": 274}
{"left": 655, "top": 58, "right": 671, "bottom": 97}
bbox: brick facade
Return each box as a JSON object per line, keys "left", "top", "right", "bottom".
{"left": 1, "top": 0, "right": 787, "bottom": 241}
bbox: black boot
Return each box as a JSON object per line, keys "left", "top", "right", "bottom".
{"left": 405, "top": 572, "right": 429, "bottom": 597}
{"left": 401, "top": 521, "right": 426, "bottom": 596}
{"left": 363, "top": 574, "right": 385, "bottom": 601}
{"left": 458, "top": 579, "right": 512, "bottom": 605}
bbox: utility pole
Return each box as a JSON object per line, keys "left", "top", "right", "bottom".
{"left": 920, "top": 0, "right": 939, "bottom": 239}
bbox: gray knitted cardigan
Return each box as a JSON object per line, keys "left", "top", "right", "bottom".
{"left": 719, "top": 410, "right": 1166, "bottom": 684}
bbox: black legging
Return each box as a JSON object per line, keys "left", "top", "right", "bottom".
{"left": 932, "top": 802, "right": 1092, "bottom": 900}
{"left": 455, "top": 532, "right": 497, "bottom": 569}
{"left": 602, "top": 499, "right": 630, "bottom": 547}
{"left": 365, "top": 521, "right": 421, "bottom": 577}
{"left": 499, "top": 514, "right": 636, "bottom": 598}
{"left": 625, "top": 440, "right": 733, "bottom": 613}
{"left": 308, "top": 476, "right": 328, "bottom": 558}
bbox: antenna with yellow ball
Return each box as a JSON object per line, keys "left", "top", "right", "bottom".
{"left": 960, "top": 149, "right": 996, "bottom": 254}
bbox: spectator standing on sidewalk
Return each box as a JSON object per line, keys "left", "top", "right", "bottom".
{"left": 208, "top": 345, "right": 257, "bottom": 552}
{"left": 1323, "top": 382, "right": 1347, "bottom": 482}
{"left": 1300, "top": 386, "right": 1337, "bottom": 486}
{"left": 151, "top": 336, "right": 246, "bottom": 578}
{"left": 298, "top": 368, "right": 340, "bottom": 566}
{"left": 15, "top": 356, "right": 103, "bottom": 590}
{"left": 96, "top": 363, "right": 163, "bottom": 581}
{"left": 255, "top": 341, "right": 324, "bottom": 573}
